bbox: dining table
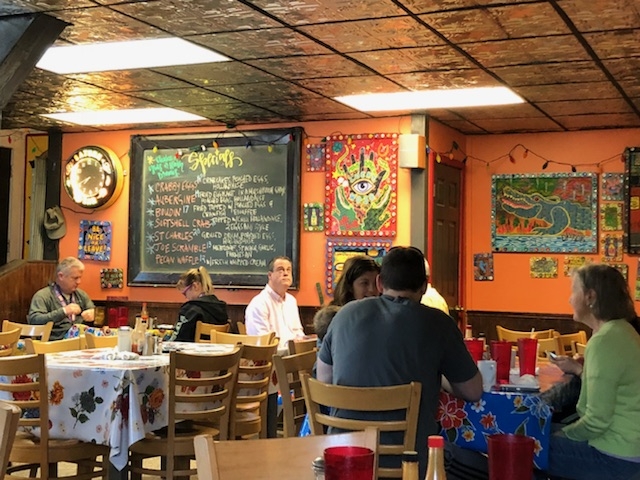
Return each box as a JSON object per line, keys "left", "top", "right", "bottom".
{"left": 2, "top": 341, "right": 236, "bottom": 479}
{"left": 436, "top": 361, "right": 572, "bottom": 470}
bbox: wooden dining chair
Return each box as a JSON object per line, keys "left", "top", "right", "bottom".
{"left": 230, "top": 339, "right": 280, "bottom": 439}
{"left": 25, "top": 336, "right": 83, "bottom": 354}
{"left": 537, "top": 336, "right": 562, "bottom": 360}
{"left": 84, "top": 332, "right": 118, "bottom": 349}
{"left": 495, "top": 326, "right": 556, "bottom": 343}
{"left": 210, "top": 330, "right": 276, "bottom": 346}
{"left": 129, "top": 346, "right": 243, "bottom": 480}
{"left": 0, "top": 328, "right": 21, "bottom": 357}
{"left": 272, "top": 349, "right": 317, "bottom": 437}
{"left": 574, "top": 341, "right": 587, "bottom": 356}
{"left": 555, "top": 331, "right": 588, "bottom": 356}
{"left": 301, "top": 373, "right": 421, "bottom": 479}
{"left": 236, "top": 321, "right": 247, "bottom": 334}
{"left": 2, "top": 319, "right": 53, "bottom": 342}
{"left": 287, "top": 336, "right": 317, "bottom": 354}
{"left": 0, "top": 401, "right": 21, "bottom": 479}
{"left": 195, "top": 321, "right": 231, "bottom": 343}
{"left": 0, "top": 354, "right": 109, "bottom": 480}
{"left": 194, "top": 426, "right": 379, "bottom": 480}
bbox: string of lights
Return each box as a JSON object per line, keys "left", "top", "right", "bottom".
{"left": 430, "top": 141, "right": 625, "bottom": 172}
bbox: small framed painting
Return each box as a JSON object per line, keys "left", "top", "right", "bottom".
{"left": 563, "top": 256, "right": 591, "bottom": 276}
{"left": 306, "top": 144, "right": 325, "bottom": 172}
{"left": 473, "top": 253, "right": 494, "bottom": 281}
{"left": 601, "top": 233, "right": 624, "bottom": 262}
{"left": 601, "top": 173, "right": 624, "bottom": 201}
{"left": 325, "top": 239, "right": 391, "bottom": 296}
{"left": 100, "top": 268, "right": 124, "bottom": 289}
{"left": 303, "top": 203, "right": 324, "bottom": 231}
{"left": 530, "top": 257, "right": 558, "bottom": 278}
{"left": 600, "top": 202, "right": 623, "bottom": 231}
{"left": 78, "top": 220, "right": 112, "bottom": 262}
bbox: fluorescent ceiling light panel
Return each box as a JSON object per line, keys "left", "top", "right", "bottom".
{"left": 36, "top": 38, "right": 229, "bottom": 74}
{"left": 335, "top": 87, "right": 524, "bottom": 111}
{"left": 41, "top": 108, "right": 206, "bottom": 126}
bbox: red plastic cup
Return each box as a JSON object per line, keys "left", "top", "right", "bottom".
{"left": 488, "top": 433, "right": 535, "bottom": 480}
{"left": 464, "top": 338, "right": 484, "bottom": 362}
{"left": 491, "top": 341, "right": 513, "bottom": 383}
{"left": 324, "top": 446, "right": 375, "bottom": 480}
{"left": 107, "top": 308, "right": 118, "bottom": 328}
{"left": 117, "top": 306, "right": 129, "bottom": 327}
{"left": 517, "top": 338, "right": 538, "bottom": 376}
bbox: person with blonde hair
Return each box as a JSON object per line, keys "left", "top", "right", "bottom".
{"left": 171, "top": 266, "right": 229, "bottom": 341}
{"left": 420, "top": 259, "right": 449, "bottom": 315}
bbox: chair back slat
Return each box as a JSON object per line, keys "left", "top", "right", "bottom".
{"left": 0, "top": 401, "right": 21, "bottom": 478}
{"left": 496, "top": 325, "right": 555, "bottom": 342}
{"left": 195, "top": 321, "right": 231, "bottom": 343}
{"left": 2, "top": 320, "right": 53, "bottom": 342}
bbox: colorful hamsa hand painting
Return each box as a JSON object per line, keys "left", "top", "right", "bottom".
{"left": 325, "top": 133, "right": 398, "bottom": 237}
{"left": 492, "top": 173, "right": 598, "bottom": 253}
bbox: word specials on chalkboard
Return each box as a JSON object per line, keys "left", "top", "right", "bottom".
{"left": 127, "top": 128, "right": 301, "bottom": 288}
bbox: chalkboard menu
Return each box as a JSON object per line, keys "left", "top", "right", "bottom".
{"left": 127, "top": 128, "right": 301, "bottom": 287}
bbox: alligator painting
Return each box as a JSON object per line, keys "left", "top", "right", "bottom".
{"left": 499, "top": 186, "right": 592, "bottom": 235}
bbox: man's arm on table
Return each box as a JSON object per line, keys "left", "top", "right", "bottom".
{"left": 449, "top": 372, "right": 483, "bottom": 402}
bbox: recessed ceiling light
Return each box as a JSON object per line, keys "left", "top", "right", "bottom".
{"left": 41, "top": 108, "right": 207, "bottom": 126}
{"left": 36, "top": 38, "right": 229, "bottom": 74}
{"left": 335, "top": 87, "right": 524, "bottom": 111}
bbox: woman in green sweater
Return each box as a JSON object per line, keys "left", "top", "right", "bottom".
{"left": 546, "top": 264, "right": 640, "bottom": 479}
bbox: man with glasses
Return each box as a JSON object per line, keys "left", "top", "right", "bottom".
{"left": 245, "top": 256, "right": 305, "bottom": 437}
{"left": 28, "top": 257, "right": 95, "bottom": 340}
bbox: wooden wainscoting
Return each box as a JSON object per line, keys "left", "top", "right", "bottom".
{"left": 0, "top": 260, "right": 57, "bottom": 323}
{"left": 466, "top": 310, "right": 592, "bottom": 343}
{"left": 97, "top": 300, "right": 320, "bottom": 335}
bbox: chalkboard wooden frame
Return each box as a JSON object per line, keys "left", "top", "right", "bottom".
{"left": 127, "top": 128, "right": 302, "bottom": 288}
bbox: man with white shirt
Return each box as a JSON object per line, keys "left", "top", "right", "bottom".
{"left": 421, "top": 259, "right": 450, "bottom": 315}
{"left": 245, "top": 255, "right": 305, "bottom": 437}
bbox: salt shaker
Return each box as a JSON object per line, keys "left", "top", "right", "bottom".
{"left": 312, "top": 456, "right": 325, "bottom": 480}
{"left": 117, "top": 326, "right": 131, "bottom": 352}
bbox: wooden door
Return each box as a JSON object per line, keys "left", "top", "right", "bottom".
{"left": 431, "top": 162, "right": 462, "bottom": 309}
{"left": 0, "top": 147, "right": 10, "bottom": 266}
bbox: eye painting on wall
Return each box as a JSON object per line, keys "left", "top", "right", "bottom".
{"left": 491, "top": 173, "right": 598, "bottom": 253}
{"left": 325, "top": 133, "right": 398, "bottom": 237}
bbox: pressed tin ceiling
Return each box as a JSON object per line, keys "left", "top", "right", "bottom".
{"left": 1, "top": 0, "right": 640, "bottom": 134}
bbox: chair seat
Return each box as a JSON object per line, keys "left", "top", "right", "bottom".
{"left": 130, "top": 423, "right": 220, "bottom": 456}
{"left": 236, "top": 401, "right": 260, "bottom": 413}
{"left": 11, "top": 433, "right": 107, "bottom": 464}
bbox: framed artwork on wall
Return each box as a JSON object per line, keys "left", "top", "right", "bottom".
{"left": 492, "top": 173, "right": 598, "bottom": 253}
{"left": 78, "top": 220, "right": 112, "bottom": 261}
{"left": 324, "top": 133, "right": 398, "bottom": 237}
{"left": 624, "top": 147, "right": 640, "bottom": 254}
{"left": 303, "top": 203, "right": 324, "bottom": 231}
{"left": 325, "top": 239, "right": 391, "bottom": 297}
{"left": 306, "top": 144, "right": 325, "bottom": 172}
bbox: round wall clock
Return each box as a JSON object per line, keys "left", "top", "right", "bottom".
{"left": 64, "top": 146, "right": 124, "bottom": 209}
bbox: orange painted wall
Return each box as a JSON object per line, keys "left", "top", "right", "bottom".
{"left": 58, "top": 117, "right": 415, "bottom": 307}
{"left": 463, "top": 128, "right": 639, "bottom": 315}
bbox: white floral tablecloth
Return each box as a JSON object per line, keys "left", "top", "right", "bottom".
{"left": 45, "top": 349, "right": 170, "bottom": 470}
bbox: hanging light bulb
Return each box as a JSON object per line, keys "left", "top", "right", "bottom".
{"left": 153, "top": 146, "right": 158, "bottom": 153}
{"left": 542, "top": 161, "right": 549, "bottom": 170}
{"left": 571, "top": 165, "right": 577, "bottom": 172}
{"left": 523, "top": 149, "right": 529, "bottom": 158}
{"left": 267, "top": 144, "right": 273, "bottom": 153}
{"left": 509, "top": 154, "right": 516, "bottom": 164}
{"left": 213, "top": 141, "right": 219, "bottom": 149}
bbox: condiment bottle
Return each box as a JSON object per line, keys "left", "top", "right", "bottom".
{"left": 311, "top": 456, "right": 324, "bottom": 480}
{"left": 425, "top": 435, "right": 446, "bottom": 480}
{"left": 402, "top": 450, "right": 419, "bottom": 480}
{"left": 140, "top": 302, "right": 149, "bottom": 328}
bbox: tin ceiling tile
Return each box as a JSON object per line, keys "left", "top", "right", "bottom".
{"left": 206, "top": 81, "right": 324, "bottom": 103}
{"left": 298, "top": 111, "right": 371, "bottom": 122}
{"left": 298, "top": 76, "right": 404, "bottom": 97}
{"left": 491, "top": 61, "right": 607, "bottom": 87}
{"left": 387, "top": 69, "right": 497, "bottom": 90}
{"left": 252, "top": 97, "right": 358, "bottom": 116}
{"left": 585, "top": 30, "right": 640, "bottom": 59}
{"left": 112, "top": 0, "right": 281, "bottom": 36}
{"left": 189, "top": 29, "right": 332, "bottom": 60}
{"left": 247, "top": 0, "right": 407, "bottom": 25}
{"left": 132, "top": 88, "right": 237, "bottom": 107}
{"left": 401, "top": 0, "right": 541, "bottom": 15}
{"left": 51, "top": 6, "right": 164, "bottom": 43}
{"left": 515, "top": 82, "right": 623, "bottom": 102}
{"left": 472, "top": 117, "right": 565, "bottom": 133}
{"left": 0, "top": 0, "right": 95, "bottom": 15}
{"left": 246, "top": 55, "right": 375, "bottom": 80}
{"left": 55, "top": 92, "right": 156, "bottom": 111}
{"left": 538, "top": 99, "right": 634, "bottom": 116}
{"left": 298, "top": 17, "right": 443, "bottom": 52}
{"left": 556, "top": 0, "right": 640, "bottom": 31}
{"left": 461, "top": 35, "right": 590, "bottom": 68}
{"left": 20, "top": 69, "right": 107, "bottom": 97}
{"left": 420, "top": 3, "right": 569, "bottom": 44}
{"left": 67, "top": 70, "right": 194, "bottom": 93}
{"left": 555, "top": 113, "right": 640, "bottom": 130}
{"left": 431, "top": 118, "right": 487, "bottom": 134}
{"left": 153, "top": 62, "right": 278, "bottom": 86}
{"left": 351, "top": 46, "right": 476, "bottom": 74}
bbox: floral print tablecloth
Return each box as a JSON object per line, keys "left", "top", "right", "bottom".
{"left": 45, "top": 349, "right": 170, "bottom": 470}
{"left": 436, "top": 390, "right": 553, "bottom": 469}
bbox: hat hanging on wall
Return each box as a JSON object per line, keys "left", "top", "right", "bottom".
{"left": 44, "top": 206, "right": 67, "bottom": 240}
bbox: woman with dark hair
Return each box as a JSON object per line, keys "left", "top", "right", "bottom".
{"left": 544, "top": 264, "right": 640, "bottom": 480}
{"left": 329, "top": 255, "right": 381, "bottom": 306}
{"left": 170, "top": 266, "right": 229, "bottom": 341}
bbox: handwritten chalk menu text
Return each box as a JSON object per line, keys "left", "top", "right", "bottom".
{"left": 128, "top": 128, "right": 301, "bottom": 287}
